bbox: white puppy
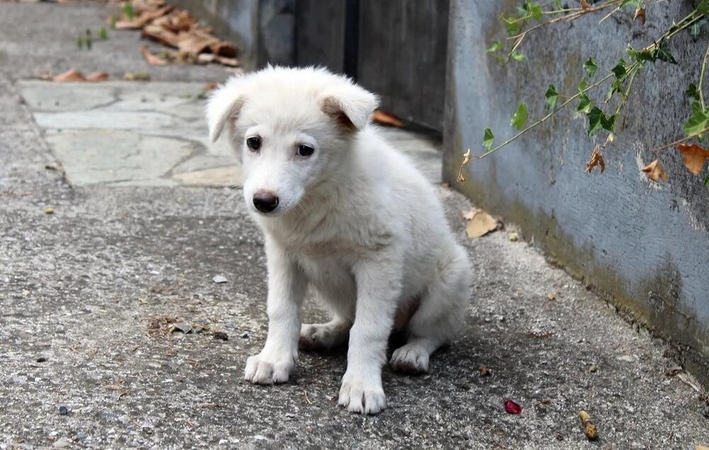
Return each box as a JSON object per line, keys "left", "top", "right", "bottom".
{"left": 206, "top": 66, "right": 471, "bottom": 415}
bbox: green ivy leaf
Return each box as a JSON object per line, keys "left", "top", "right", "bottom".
{"left": 690, "top": 19, "right": 706, "bottom": 41}
{"left": 511, "top": 103, "right": 529, "bottom": 130}
{"left": 687, "top": 83, "right": 701, "bottom": 101}
{"left": 99, "top": 27, "right": 108, "bottom": 40}
{"left": 503, "top": 17, "right": 521, "bottom": 36}
{"left": 577, "top": 93, "right": 592, "bottom": 113}
{"left": 523, "top": 1, "right": 543, "bottom": 20}
{"left": 586, "top": 107, "right": 616, "bottom": 136}
{"left": 612, "top": 59, "right": 627, "bottom": 80}
{"left": 587, "top": 107, "right": 604, "bottom": 136}
{"left": 583, "top": 57, "right": 599, "bottom": 78}
{"left": 606, "top": 79, "right": 623, "bottom": 102}
{"left": 684, "top": 101, "right": 709, "bottom": 136}
{"left": 486, "top": 40, "right": 503, "bottom": 53}
{"left": 704, "top": 173, "right": 709, "bottom": 186}
{"left": 698, "top": 0, "right": 709, "bottom": 16}
{"left": 656, "top": 39, "right": 677, "bottom": 64}
{"left": 621, "top": 0, "right": 642, "bottom": 8}
{"left": 510, "top": 51, "right": 527, "bottom": 61}
{"left": 601, "top": 113, "right": 617, "bottom": 132}
{"left": 545, "top": 84, "right": 559, "bottom": 110}
{"left": 578, "top": 78, "right": 588, "bottom": 92}
{"left": 483, "top": 128, "right": 495, "bottom": 152}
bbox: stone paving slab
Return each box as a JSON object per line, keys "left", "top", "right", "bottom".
{"left": 20, "top": 80, "right": 442, "bottom": 188}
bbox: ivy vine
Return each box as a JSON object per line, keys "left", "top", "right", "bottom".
{"left": 457, "top": 0, "right": 709, "bottom": 187}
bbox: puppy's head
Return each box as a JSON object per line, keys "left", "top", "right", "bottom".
{"left": 206, "top": 66, "right": 378, "bottom": 216}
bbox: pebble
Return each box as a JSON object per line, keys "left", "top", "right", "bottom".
{"left": 240, "top": 332, "right": 249, "bottom": 339}
{"left": 213, "top": 275, "right": 228, "bottom": 284}
{"left": 59, "top": 406, "right": 69, "bottom": 416}
{"left": 36, "top": 357, "right": 47, "bottom": 363}
{"left": 213, "top": 331, "right": 229, "bottom": 341}
{"left": 53, "top": 437, "right": 71, "bottom": 448}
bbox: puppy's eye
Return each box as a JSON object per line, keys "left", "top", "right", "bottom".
{"left": 246, "top": 137, "right": 261, "bottom": 151}
{"left": 297, "top": 144, "right": 315, "bottom": 157}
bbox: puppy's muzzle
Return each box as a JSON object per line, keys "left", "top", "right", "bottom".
{"left": 253, "top": 191, "right": 279, "bottom": 213}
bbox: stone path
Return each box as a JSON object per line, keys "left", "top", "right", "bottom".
{"left": 20, "top": 81, "right": 441, "bottom": 187}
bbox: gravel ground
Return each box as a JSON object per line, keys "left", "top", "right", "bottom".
{"left": 1, "top": 2, "right": 708, "bottom": 449}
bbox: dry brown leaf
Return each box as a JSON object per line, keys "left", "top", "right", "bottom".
{"left": 641, "top": 159, "right": 668, "bottom": 182}
{"left": 578, "top": 410, "right": 598, "bottom": 441}
{"left": 85, "top": 71, "right": 109, "bottom": 82}
{"left": 372, "top": 110, "right": 404, "bottom": 127}
{"left": 209, "top": 41, "right": 238, "bottom": 58}
{"left": 633, "top": 7, "right": 646, "bottom": 24}
{"left": 676, "top": 143, "right": 709, "bottom": 175}
{"left": 695, "top": 446, "right": 709, "bottom": 450}
{"left": 580, "top": 0, "right": 590, "bottom": 10}
{"left": 141, "top": 45, "right": 168, "bottom": 65}
{"left": 53, "top": 69, "right": 85, "bottom": 82}
{"left": 457, "top": 149, "right": 472, "bottom": 182}
{"left": 214, "top": 55, "right": 240, "bottom": 67}
{"left": 124, "top": 71, "right": 151, "bottom": 81}
{"left": 141, "top": 24, "right": 181, "bottom": 47}
{"left": 465, "top": 209, "right": 498, "bottom": 238}
{"left": 115, "top": 6, "right": 171, "bottom": 30}
{"left": 585, "top": 147, "right": 605, "bottom": 173}
{"left": 176, "top": 29, "right": 221, "bottom": 55}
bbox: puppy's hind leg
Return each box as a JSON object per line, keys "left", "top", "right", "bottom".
{"left": 391, "top": 244, "right": 471, "bottom": 374}
{"left": 300, "top": 316, "right": 351, "bottom": 351}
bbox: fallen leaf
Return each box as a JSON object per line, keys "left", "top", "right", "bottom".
{"left": 210, "top": 41, "right": 238, "bottom": 58}
{"left": 465, "top": 209, "right": 498, "bottom": 238}
{"left": 585, "top": 147, "right": 605, "bottom": 173}
{"left": 547, "top": 293, "right": 556, "bottom": 301}
{"left": 141, "top": 45, "right": 169, "bottom": 65}
{"left": 214, "top": 55, "right": 240, "bottom": 67}
{"left": 116, "top": 5, "right": 172, "bottom": 30}
{"left": 695, "top": 446, "right": 709, "bottom": 450}
{"left": 457, "top": 149, "right": 473, "bottom": 182}
{"left": 52, "top": 69, "right": 85, "bottom": 82}
{"left": 641, "top": 159, "right": 668, "bottom": 182}
{"left": 580, "top": 0, "right": 590, "bottom": 10}
{"left": 176, "top": 29, "right": 221, "bottom": 55}
{"left": 372, "top": 110, "right": 404, "bottom": 127}
{"left": 124, "top": 71, "right": 151, "bottom": 81}
{"left": 213, "top": 331, "right": 229, "bottom": 341}
{"left": 634, "top": 7, "right": 646, "bottom": 24}
{"left": 676, "top": 143, "right": 709, "bottom": 175}
{"left": 504, "top": 400, "right": 522, "bottom": 414}
{"left": 578, "top": 410, "right": 599, "bottom": 441}
{"left": 85, "top": 71, "right": 109, "bottom": 82}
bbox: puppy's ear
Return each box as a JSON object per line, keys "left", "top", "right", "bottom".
{"left": 205, "top": 78, "right": 247, "bottom": 143}
{"left": 320, "top": 84, "right": 379, "bottom": 132}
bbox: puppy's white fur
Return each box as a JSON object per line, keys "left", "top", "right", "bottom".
{"left": 206, "top": 66, "right": 472, "bottom": 415}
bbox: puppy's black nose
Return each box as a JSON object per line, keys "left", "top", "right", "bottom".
{"left": 253, "top": 192, "right": 279, "bottom": 213}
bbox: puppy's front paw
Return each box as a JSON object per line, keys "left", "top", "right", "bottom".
{"left": 244, "top": 351, "right": 295, "bottom": 384}
{"left": 338, "top": 372, "right": 386, "bottom": 415}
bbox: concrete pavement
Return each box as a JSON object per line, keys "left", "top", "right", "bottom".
{"left": 1, "top": 2, "right": 708, "bottom": 449}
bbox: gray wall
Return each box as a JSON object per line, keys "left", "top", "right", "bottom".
{"left": 170, "top": 0, "right": 295, "bottom": 70}
{"left": 444, "top": 1, "right": 709, "bottom": 384}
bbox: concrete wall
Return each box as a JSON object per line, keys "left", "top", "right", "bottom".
{"left": 444, "top": 1, "right": 709, "bottom": 384}
{"left": 170, "top": 0, "right": 295, "bottom": 69}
